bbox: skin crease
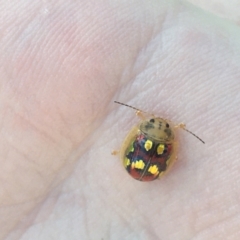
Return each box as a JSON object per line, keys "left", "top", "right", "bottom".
{"left": 0, "top": 0, "right": 240, "bottom": 239}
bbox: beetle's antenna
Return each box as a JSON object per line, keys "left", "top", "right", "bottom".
{"left": 114, "top": 101, "right": 146, "bottom": 113}
{"left": 177, "top": 123, "right": 205, "bottom": 144}
{"left": 183, "top": 128, "right": 205, "bottom": 144}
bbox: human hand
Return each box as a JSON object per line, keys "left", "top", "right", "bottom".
{"left": 0, "top": 1, "right": 239, "bottom": 239}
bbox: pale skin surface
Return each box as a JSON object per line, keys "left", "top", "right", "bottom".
{"left": 0, "top": 0, "right": 240, "bottom": 239}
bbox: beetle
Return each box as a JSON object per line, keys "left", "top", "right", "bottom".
{"left": 113, "top": 101, "right": 205, "bottom": 182}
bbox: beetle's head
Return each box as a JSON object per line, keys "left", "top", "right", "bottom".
{"left": 139, "top": 118, "right": 174, "bottom": 142}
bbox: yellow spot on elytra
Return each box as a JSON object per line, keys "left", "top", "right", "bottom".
{"left": 132, "top": 160, "right": 145, "bottom": 170}
{"left": 128, "top": 142, "right": 134, "bottom": 153}
{"left": 129, "top": 142, "right": 134, "bottom": 152}
{"left": 124, "top": 157, "right": 130, "bottom": 167}
{"left": 157, "top": 144, "right": 165, "bottom": 155}
{"left": 148, "top": 165, "right": 159, "bottom": 175}
{"left": 144, "top": 140, "right": 153, "bottom": 151}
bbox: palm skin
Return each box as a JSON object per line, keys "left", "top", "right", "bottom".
{"left": 0, "top": 1, "right": 239, "bottom": 239}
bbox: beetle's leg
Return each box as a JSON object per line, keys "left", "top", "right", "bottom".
{"left": 174, "top": 123, "right": 186, "bottom": 129}
{"left": 135, "top": 110, "right": 145, "bottom": 120}
{"left": 136, "top": 111, "right": 155, "bottom": 120}
{"left": 111, "top": 150, "right": 119, "bottom": 155}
